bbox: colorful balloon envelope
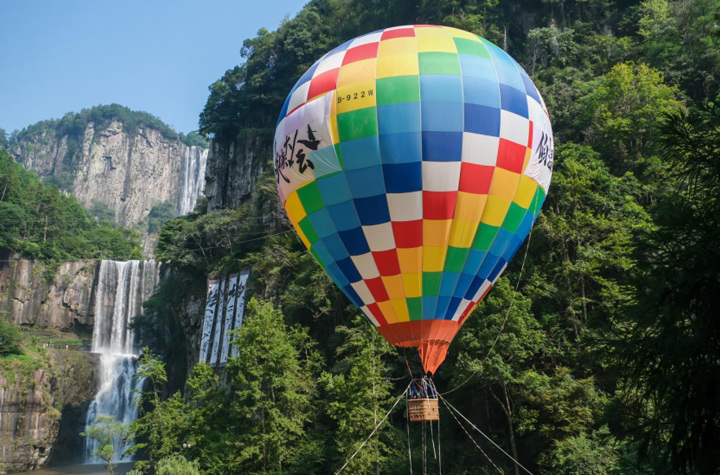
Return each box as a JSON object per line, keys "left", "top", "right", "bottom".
{"left": 274, "top": 25, "right": 553, "bottom": 374}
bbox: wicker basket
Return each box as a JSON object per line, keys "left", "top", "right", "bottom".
{"left": 408, "top": 398, "right": 439, "bottom": 421}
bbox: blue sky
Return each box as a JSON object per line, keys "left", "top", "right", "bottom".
{"left": 0, "top": 0, "right": 307, "bottom": 135}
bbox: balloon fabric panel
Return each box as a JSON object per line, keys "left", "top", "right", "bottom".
{"left": 274, "top": 25, "right": 553, "bottom": 374}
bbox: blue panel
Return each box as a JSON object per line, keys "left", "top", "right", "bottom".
{"left": 464, "top": 249, "right": 487, "bottom": 275}
{"left": 439, "top": 272, "right": 461, "bottom": 296}
{"left": 311, "top": 241, "right": 333, "bottom": 267}
{"left": 317, "top": 173, "right": 352, "bottom": 205}
{"left": 422, "top": 296, "right": 438, "bottom": 319}
{"left": 337, "top": 257, "right": 362, "bottom": 283}
{"left": 327, "top": 200, "right": 361, "bottom": 231}
{"left": 435, "top": 296, "right": 451, "bottom": 317}
{"left": 488, "top": 257, "right": 507, "bottom": 282}
{"left": 463, "top": 77, "right": 500, "bottom": 108}
{"left": 326, "top": 263, "right": 349, "bottom": 287}
{"left": 421, "top": 102, "right": 464, "bottom": 132}
{"left": 328, "top": 38, "right": 353, "bottom": 55}
{"left": 383, "top": 162, "right": 422, "bottom": 193}
{"left": 277, "top": 93, "right": 292, "bottom": 125}
{"left": 500, "top": 84, "right": 528, "bottom": 118}
{"left": 378, "top": 103, "right": 422, "bottom": 134}
{"left": 464, "top": 275, "right": 484, "bottom": 300}
{"left": 322, "top": 234, "right": 350, "bottom": 261}
{"left": 378, "top": 132, "right": 422, "bottom": 164}
{"left": 340, "top": 136, "right": 382, "bottom": 170}
{"left": 422, "top": 131, "right": 463, "bottom": 161}
{"left": 343, "top": 284, "right": 364, "bottom": 307}
{"left": 354, "top": 194, "right": 391, "bottom": 225}
{"left": 515, "top": 211, "right": 534, "bottom": 240}
{"left": 502, "top": 235, "right": 524, "bottom": 263}
{"left": 478, "top": 253, "right": 500, "bottom": 280}
{"left": 308, "top": 208, "right": 336, "bottom": 239}
{"left": 339, "top": 227, "right": 371, "bottom": 256}
{"left": 489, "top": 228, "right": 513, "bottom": 256}
{"left": 464, "top": 103, "right": 500, "bottom": 136}
{"left": 520, "top": 71, "right": 542, "bottom": 104}
{"left": 420, "top": 75, "right": 463, "bottom": 103}
{"left": 483, "top": 40, "right": 525, "bottom": 91}
{"left": 455, "top": 273, "right": 475, "bottom": 298}
{"left": 346, "top": 166, "right": 386, "bottom": 198}
{"left": 458, "top": 54, "right": 497, "bottom": 81}
{"left": 444, "top": 297, "right": 462, "bottom": 319}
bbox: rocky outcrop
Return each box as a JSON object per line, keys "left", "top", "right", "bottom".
{"left": 0, "top": 350, "right": 99, "bottom": 474}
{"left": 204, "top": 129, "right": 271, "bottom": 213}
{"left": 0, "top": 259, "right": 97, "bottom": 331}
{"left": 11, "top": 112, "right": 208, "bottom": 233}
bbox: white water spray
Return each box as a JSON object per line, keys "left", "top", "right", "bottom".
{"left": 178, "top": 146, "right": 208, "bottom": 216}
{"left": 84, "top": 260, "right": 160, "bottom": 463}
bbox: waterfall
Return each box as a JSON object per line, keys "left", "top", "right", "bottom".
{"left": 178, "top": 145, "right": 208, "bottom": 216}
{"left": 84, "top": 260, "right": 160, "bottom": 463}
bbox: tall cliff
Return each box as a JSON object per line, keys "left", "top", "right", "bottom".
{"left": 10, "top": 105, "right": 208, "bottom": 233}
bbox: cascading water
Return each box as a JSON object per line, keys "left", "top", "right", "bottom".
{"left": 84, "top": 260, "right": 160, "bottom": 463}
{"left": 178, "top": 145, "right": 208, "bottom": 216}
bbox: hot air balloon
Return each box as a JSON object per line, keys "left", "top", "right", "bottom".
{"left": 274, "top": 25, "right": 553, "bottom": 375}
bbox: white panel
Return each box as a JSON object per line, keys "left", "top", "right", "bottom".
{"left": 287, "top": 81, "right": 311, "bottom": 113}
{"left": 350, "top": 280, "right": 375, "bottom": 304}
{"left": 387, "top": 192, "right": 422, "bottom": 221}
{"left": 350, "top": 32, "right": 382, "bottom": 48}
{"left": 499, "top": 110, "right": 530, "bottom": 146}
{"left": 524, "top": 97, "right": 553, "bottom": 192}
{"left": 220, "top": 274, "right": 239, "bottom": 365}
{"left": 360, "top": 306, "right": 380, "bottom": 327}
{"left": 461, "top": 132, "right": 499, "bottom": 166}
{"left": 199, "top": 280, "right": 219, "bottom": 363}
{"left": 209, "top": 276, "right": 227, "bottom": 367}
{"left": 231, "top": 271, "right": 250, "bottom": 359}
{"left": 422, "top": 161, "right": 461, "bottom": 192}
{"left": 314, "top": 51, "right": 345, "bottom": 76}
{"left": 363, "top": 222, "right": 396, "bottom": 252}
{"left": 471, "top": 280, "right": 492, "bottom": 303}
{"left": 451, "top": 299, "right": 472, "bottom": 322}
{"left": 351, "top": 253, "right": 380, "bottom": 279}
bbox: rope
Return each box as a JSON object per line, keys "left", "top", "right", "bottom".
{"left": 439, "top": 394, "right": 534, "bottom": 475}
{"left": 441, "top": 188, "right": 540, "bottom": 396}
{"left": 441, "top": 394, "right": 504, "bottom": 474}
{"left": 437, "top": 412, "right": 442, "bottom": 475}
{"left": 406, "top": 391, "right": 413, "bottom": 475}
{"left": 335, "top": 383, "right": 410, "bottom": 475}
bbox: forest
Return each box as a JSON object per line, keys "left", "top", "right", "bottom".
{"left": 3, "top": 0, "right": 720, "bottom": 473}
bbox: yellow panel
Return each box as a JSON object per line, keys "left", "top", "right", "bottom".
{"left": 489, "top": 168, "right": 521, "bottom": 201}
{"left": 376, "top": 53, "right": 419, "bottom": 78}
{"left": 512, "top": 175, "right": 538, "bottom": 209}
{"left": 449, "top": 219, "right": 479, "bottom": 248}
{"left": 454, "top": 192, "right": 488, "bottom": 222}
{"left": 391, "top": 299, "right": 411, "bottom": 322}
{"left": 330, "top": 97, "right": 339, "bottom": 145}
{"left": 337, "top": 59, "right": 377, "bottom": 88}
{"left": 397, "top": 247, "right": 423, "bottom": 273}
{"left": 335, "top": 81, "right": 377, "bottom": 114}
{"left": 293, "top": 222, "right": 311, "bottom": 249}
{"left": 377, "top": 300, "right": 398, "bottom": 324}
{"left": 284, "top": 191, "right": 306, "bottom": 224}
{"left": 521, "top": 147, "right": 532, "bottom": 173}
{"left": 423, "top": 246, "right": 448, "bottom": 272}
{"left": 417, "top": 36, "right": 457, "bottom": 53}
{"left": 382, "top": 275, "right": 406, "bottom": 300}
{"left": 423, "top": 219, "right": 453, "bottom": 247}
{"left": 378, "top": 37, "right": 417, "bottom": 55}
{"left": 481, "top": 196, "right": 512, "bottom": 226}
{"left": 402, "top": 273, "right": 422, "bottom": 298}
{"left": 447, "top": 27, "right": 482, "bottom": 41}
{"left": 415, "top": 26, "right": 452, "bottom": 37}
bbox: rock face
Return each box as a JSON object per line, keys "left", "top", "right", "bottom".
{"left": 0, "top": 259, "right": 97, "bottom": 331}
{"left": 0, "top": 350, "right": 99, "bottom": 474}
{"left": 204, "top": 129, "right": 271, "bottom": 213}
{"left": 11, "top": 114, "right": 208, "bottom": 231}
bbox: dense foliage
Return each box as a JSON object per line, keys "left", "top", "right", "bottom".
{"left": 0, "top": 148, "right": 141, "bottom": 264}
{"left": 130, "top": 0, "right": 720, "bottom": 473}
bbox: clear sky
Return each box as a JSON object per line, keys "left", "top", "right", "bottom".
{"left": 0, "top": 0, "right": 307, "bottom": 135}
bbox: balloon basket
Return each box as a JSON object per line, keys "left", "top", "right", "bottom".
{"left": 408, "top": 398, "right": 439, "bottom": 422}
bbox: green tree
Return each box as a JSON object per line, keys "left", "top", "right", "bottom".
{"left": 147, "top": 201, "right": 176, "bottom": 233}
{"left": 0, "top": 313, "right": 23, "bottom": 356}
{"left": 81, "top": 415, "right": 133, "bottom": 475}
{"left": 156, "top": 454, "right": 202, "bottom": 475}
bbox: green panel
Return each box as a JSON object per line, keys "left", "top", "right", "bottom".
{"left": 418, "top": 52, "right": 461, "bottom": 76}
{"left": 529, "top": 186, "right": 547, "bottom": 218}
{"left": 422, "top": 272, "right": 442, "bottom": 296}
{"left": 334, "top": 143, "right": 344, "bottom": 168}
{"left": 296, "top": 181, "right": 324, "bottom": 214}
{"left": 453, "top": 38, "right": 490, "bottom": 59}
{"left": 309, "top": 246, "right": 326, "bottom": 269}
{"left": 337, "top": 107, "right": 379, "bottom": 142}
{"left": 444, "top": 246, "right": 469, "bottom": 273}
{"left": 501, "top": 203, "right": 527, "bottom": 233}
{"left": 472, "top": 223, "right": 499, "bottom": 251}
{"left": 298, "top": 216, "right": 320, "bottom": 245}
{"left": 376, "top": 76, "right": 420, "bottom": 105}
{"left": 406, "top": 297, "right": 423, "bottom": 321}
